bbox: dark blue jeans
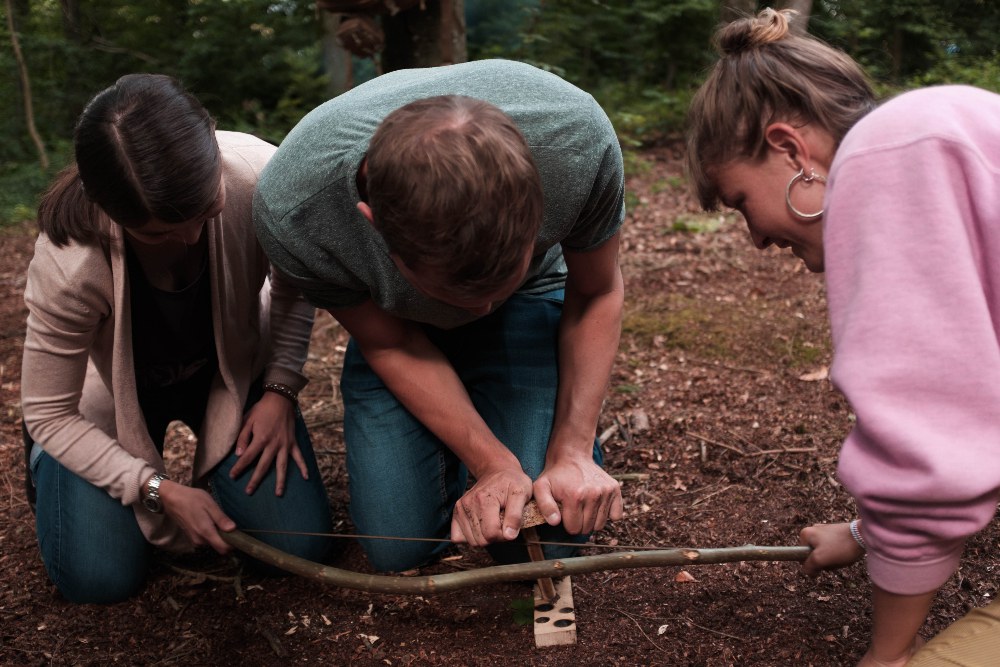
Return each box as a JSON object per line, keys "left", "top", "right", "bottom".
{"left": 341, "top": 289, "right": 603, "bottom": 572}
{"left": 30, "top": 381, "right": 332, "bottom": 604}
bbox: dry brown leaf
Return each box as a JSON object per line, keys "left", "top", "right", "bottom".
{"left": 674, "top": 570, "right": 697, "bottom": 583}
{"left": 798, "top": 366, "right": 829, "bottom": 382}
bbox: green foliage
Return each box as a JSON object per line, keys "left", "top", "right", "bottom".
{"left": 1, "top": 0, "right": 326, "bottom": 227}
{"left": 0, "top": 142, "right": 72, "bottom": 227}
{"left": 670, "top": 212, "right": 731, "bottom": 234}
{"left": 907, "top": 54, "right": 1000, "bottom": 93}
{"left": 517, "top": 0, "right": 717, "bottom": 91}
{"left": 592, "top": 83, "right": 694, "bottom": 148}
{"left": 623, "top": 292, "right": 823, "bottom": 369}
{"left": 6, "top": 0, "right": 1000, "bottom": 229}
{"left": 466, "top": 0, "right": 538, "bottom": 60}
{"left": 811, "top": 0, "right": 1000, "bottom": 85}
{"left": 510, "top": 597, "right": 534, "bottom": 626}
{"left": 510, "top": 0, "right": 717, "bottom": 146}
{"left": 2, "top": 0, "right": 325, "bottom": 164}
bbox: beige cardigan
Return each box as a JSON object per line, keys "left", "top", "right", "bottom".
{"left": 21, "top": 131, "right": 315, "bottom": 550}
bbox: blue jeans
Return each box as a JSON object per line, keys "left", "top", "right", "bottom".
{"left": 341, "top": 290, "right": 603, "bottom": 572}
{"left": 30, "top": 383, "right": 333, "bottom": 604}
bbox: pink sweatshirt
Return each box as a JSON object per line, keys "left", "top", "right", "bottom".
{"left": 826, "top": 86, "right": 1000, "bottom": 595}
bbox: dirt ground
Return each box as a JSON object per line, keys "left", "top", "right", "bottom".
{"left": 1, "top": 144, "right": 996, "bottom": 667}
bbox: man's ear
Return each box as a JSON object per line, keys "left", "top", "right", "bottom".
{"left": 356, "top": 201, "right": 375, "bottom": 225}
{"left": 764, "top": 122, "right": 810, "bottom": 171}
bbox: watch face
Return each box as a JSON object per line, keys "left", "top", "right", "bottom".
{"left": 142, "top": 496, "right": 162, "bottom": 513}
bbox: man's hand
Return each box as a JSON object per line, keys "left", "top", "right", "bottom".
{"left": 799, "top": 522, "right": 865, "bottom": 575}
{"left": 229, "top": 391, "right": 308, "bottom": 496}
{"left": 533, "top": 453, "right": 623, "bottom": 534}
{"left": 158, "top": 480, "right": 235, "bottom": 553}
{"left": 450, "top": 466, "right": 533, "bottom": 546}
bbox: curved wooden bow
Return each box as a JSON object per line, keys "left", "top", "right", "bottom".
{"left": 222, "top": 529, "right": 810, "bottom": 595}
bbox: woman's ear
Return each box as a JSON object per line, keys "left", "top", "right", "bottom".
{"left": 764, "top": 122, "right": 810, "bottom": 171}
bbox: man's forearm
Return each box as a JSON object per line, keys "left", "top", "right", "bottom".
{"left": 362, "top": 335, "right": 520, "bottom": 477}
{"left": 547, "top": 272, "right": 623, "bottom": 459}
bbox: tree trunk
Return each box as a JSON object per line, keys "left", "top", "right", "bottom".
{"left": 382, "top": 0, "right": 466, "bottom": 72}
{"left": 322, "top": 12, "right": 355, "bottom": 96}
{"left": 890, "top": 27, "right": 903, "bottom": 81}
{"left": 60, "top": 0, "right": 81, "bottom": 42}
{"left": 5, "top": 0, "right": 49, "bottom": 170}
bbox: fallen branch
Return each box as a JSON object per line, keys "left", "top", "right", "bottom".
{"left": 222, "top": 530, "right": 810, "bottom": 595}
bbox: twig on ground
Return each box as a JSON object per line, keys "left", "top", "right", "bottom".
{"left": 153, "top": 639, "right": 200, "bottom": 665}
{"left": 612, "top": 473, "right": 650, "bottom": 482}
{"left": 599, "top": 424, "right": 618, "bottom": 445}
{"left": 616, "top": 414, "right": 634, "bottom": 448}
{"left": 678, "top": 615, "right": 744, "bottom": 641}
{"left": 752, "top": 458, "right": 778, "bottom": 480}
{"left": 691, "top": 484, "right": 739, "bottom": 507}
{"left": 689, "top": 359, "right": 767, "bottom": 375}
{"left": 687, "top": 432, "right": 746, "bottom": 457}
{"left": 613, "top": 607, "right": 666, "bottom": 652}
{"left": 256, "top": 617, "right": 289, "bottom": 658}
{"left": 166, "top": 564, "right": 238, "bottom": 583}
{"left": 233, "top": 567, "right": 245, "bottom": 600}
{"left": 747, "top": 447, "right": 817, "bottom": 457}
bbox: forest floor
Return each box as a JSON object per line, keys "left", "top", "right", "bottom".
{"left": 1, "top": 144, "right": 996, "bottom": 667}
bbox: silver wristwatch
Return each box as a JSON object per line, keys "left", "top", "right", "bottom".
{"left": 142, "top": 473, "right": 169, "bottom": 513}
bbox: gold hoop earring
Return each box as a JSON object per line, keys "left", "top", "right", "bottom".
{"left": 785, "top": 168, "right": 826, "bottom": 220}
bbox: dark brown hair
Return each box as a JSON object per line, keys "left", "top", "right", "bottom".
{"left": 686, "top": 8, "right": 876, "bottom": 210}
{"left": 366, "top": 95, "right": 543, "bottom": 298}
{"left": 37, "top": 73, "right": 220, "bottom": 246}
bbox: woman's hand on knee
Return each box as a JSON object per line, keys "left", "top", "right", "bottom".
{"left": 159, "top": 481, "right": 236, "bottom": 554}
{"left": 230, "top": 392, "right": 308, "bottom": 497}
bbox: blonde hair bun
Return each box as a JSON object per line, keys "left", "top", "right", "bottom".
{"left": 717, "top": 8, "right": 793, "bottom": 55}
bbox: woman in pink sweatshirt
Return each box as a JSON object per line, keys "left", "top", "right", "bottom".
{"left": 22, "top": 74, "right": 333, "bottom": 603}
{"left": 686, "top": 9, "right": 1000, "bottom": 667}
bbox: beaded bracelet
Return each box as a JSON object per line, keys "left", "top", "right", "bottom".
{"left": 849, "top": 519, "right": 867, "bottom": 551}
{"left": 263, "top": 381, "right": 298, "bottom": 406}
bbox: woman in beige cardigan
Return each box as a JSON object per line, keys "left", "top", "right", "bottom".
{"left": 22, "top": 74, "right": 333, "bottom": 603}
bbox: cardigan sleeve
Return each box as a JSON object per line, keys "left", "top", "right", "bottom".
{"left": 21, "top": 236, "right": 158, "bottom": 506}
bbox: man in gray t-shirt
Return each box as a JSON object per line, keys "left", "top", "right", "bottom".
{"left": 254, "top": 59, "right": 625, "bottom": 572}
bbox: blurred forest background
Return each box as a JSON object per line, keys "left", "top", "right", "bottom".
{"left": 3, "top": 0, "right": 1000, "bottom": 226}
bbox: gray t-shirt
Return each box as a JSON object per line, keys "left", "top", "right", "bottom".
{"left": 254, "top": 59, "right": 625, "bottom": 329}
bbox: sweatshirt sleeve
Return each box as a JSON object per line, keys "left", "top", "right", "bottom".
{"left": 21, "top": 238, "right": 158, "bottom": 506}
{"left": 825, "top": 131, "right": 1000, "bottom": 595}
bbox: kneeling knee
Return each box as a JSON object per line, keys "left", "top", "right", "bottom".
{"left": 364, "top": 540, "right": 443, "bottom": 573}
{"left": 50, "top": 565, "right": 146, "bottom": 604}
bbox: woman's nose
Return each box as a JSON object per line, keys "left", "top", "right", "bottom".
{"left": 748, "top": 228, "right": 772, "bottom": 250}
